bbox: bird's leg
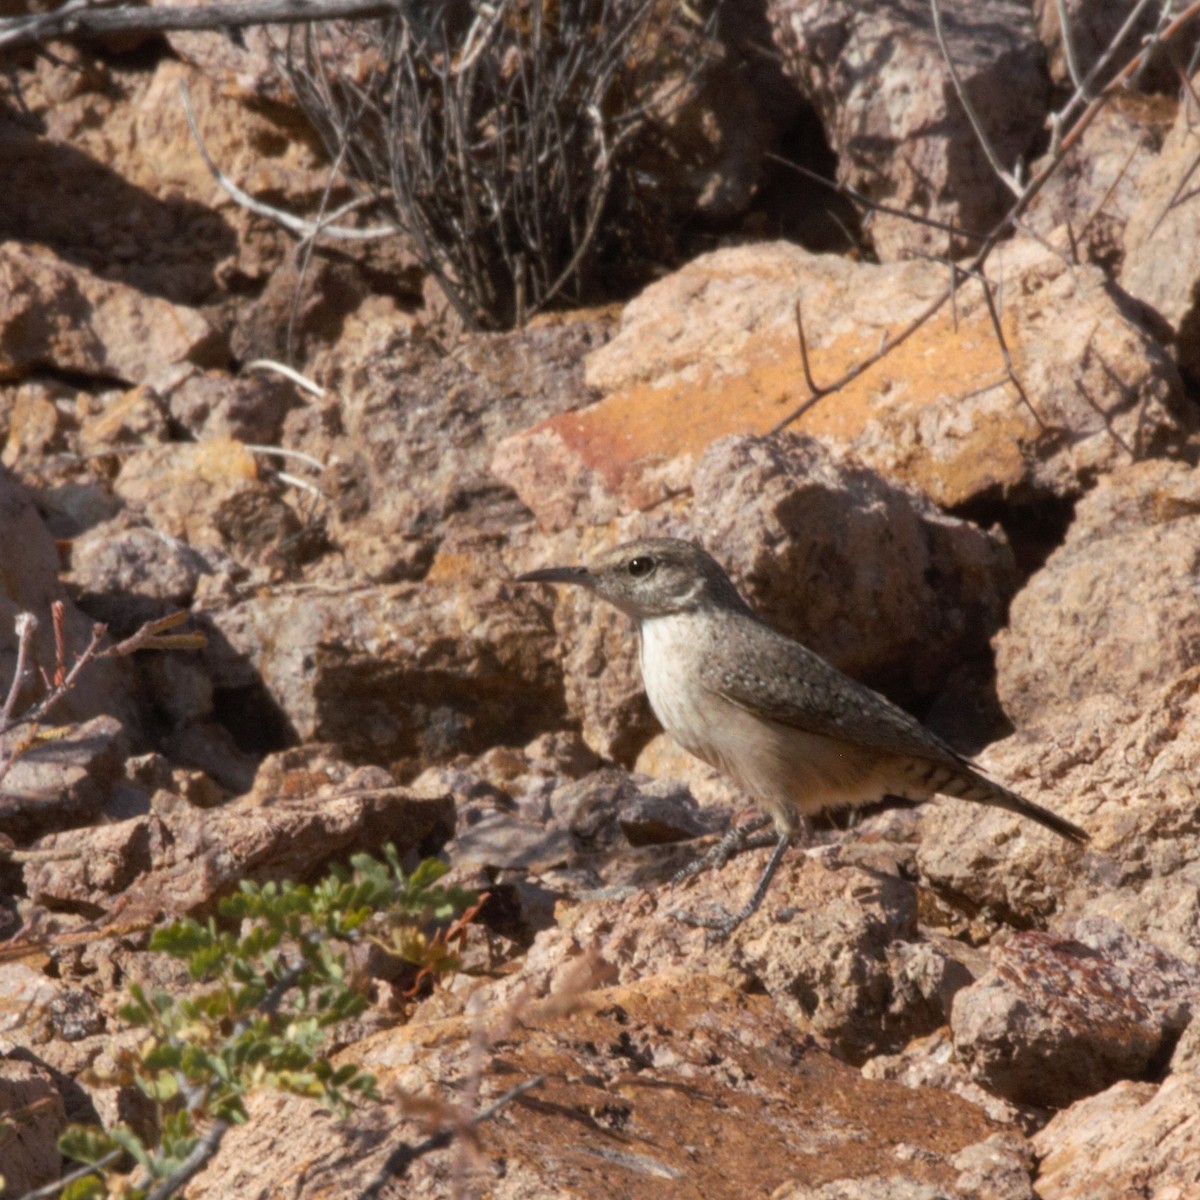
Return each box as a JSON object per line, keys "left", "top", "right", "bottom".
{"left": 668, "top": 813, "right": 775, "bottom": 887}
{"left": 669, "top": 829, "right": 793, "bottom": 941}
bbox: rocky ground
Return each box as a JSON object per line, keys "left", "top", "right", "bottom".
{"left": 3, "top": 2, "right": 1200, "bottom": 1197}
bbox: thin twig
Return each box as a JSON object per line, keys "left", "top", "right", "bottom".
{"left": 358, "top": 1076, "right": 544, "bottom": 1199}
{"left": 19, "top": 1150, "right": 123, "bottom": 1200}
{"left": 1, "top": 613, "right": 36, "bottom": 728}
{"left": 0, "top": 624, "right": 106, "bottom": 737}
{"left": 179, "top": 81, "right": 400, "bottom": 243}
{"left": 1049, "top": 0, "right": 1161, "bottom": 153}
{"left": 929, "top": 0, "right": 1021, "bottom": 195}
{"left": 241, "top": 359, "right": 328, "bottom": 398}
{"left": 974, "top": 274, "right": 1048, "bottom": 432}
{"left": 1053, "top": 0, "right": 1087, "bottom": 94}
{"left": 772, "top": 0, "right": 1200, "bottom": 434}
{"left": 770, "top": 287, "right": 956, "bottom": 435}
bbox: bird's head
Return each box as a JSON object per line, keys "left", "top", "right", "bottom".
{"left": 516, "top": 537, "right": 748, "bottom": 621}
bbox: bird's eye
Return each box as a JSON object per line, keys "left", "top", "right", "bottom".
{"left": 627, "top": 555, "right": 655, "bottom": 578}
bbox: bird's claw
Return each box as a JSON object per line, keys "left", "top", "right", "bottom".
{"left": 668, "top": 904, "right": 738, "bottom": 942}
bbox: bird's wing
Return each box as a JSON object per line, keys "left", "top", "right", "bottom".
{"left": 699, "top": 619, "right": 969, "bottom": 768}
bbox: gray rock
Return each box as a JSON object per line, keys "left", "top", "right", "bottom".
{"left": 1, "top": 715, "right": 128, "bottom": 843}
{"left": 996, "top": 460, "right": 1200, "bottom": 729}
{"left": 768, "top": 0, "right": 1048, "bottom": 260}
{"left": 166, "top": 369, "right": 300, "bottom": 445}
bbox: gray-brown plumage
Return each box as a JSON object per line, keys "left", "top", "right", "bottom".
{"left": 518, "top": 537, "right": 1087, "bottom": 935}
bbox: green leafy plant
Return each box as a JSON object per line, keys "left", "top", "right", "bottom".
{"left": 52, "top": 848, "right": 477, "bottom": 1200}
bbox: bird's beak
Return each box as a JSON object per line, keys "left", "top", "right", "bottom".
{"left": 515, "top": 564, "right": 592, "bottom": 587}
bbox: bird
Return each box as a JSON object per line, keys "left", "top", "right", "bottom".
{"left": 517, "top": 537, "right": 1088, "bottom": 938}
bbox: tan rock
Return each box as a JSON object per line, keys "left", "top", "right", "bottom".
{"left": 1171, "top": 1011, "right": 1200, "bottom": 1074}
{"left": 494, "top": 240, "right": 1184, "bottom": 527}
{"left": 863, "top": 1027, "right": 1040, "bottom": 1130}
{"left": 0, "top": 1060, "right": 65, "bottom": 1196}
{"left": 0, "top": 242, "right": 223, "bottom": 384}
{"left": 995, "top": 459, "right": 1200, "bottom": 728}
{"left": 187, "top": 977, "right": 1000, "bottom": 1200}
{"left": 1121, "top": 78, "right": 1200, "bottom": 373}
{"left": 1024, "top": 93, "right": 1174, "bottom": 272}
{"left": 302, "top": 316, "right": 611, "bottom": 583}
{"left": 1, "top": 383, "right": 66, "bottom": 468}
{"left": 112, "top": 439, "right": 302, "bottom": 565}
{"left": 476, "top": 849, "right": 969, "bottom": 1065}
{"left": 1033, "top": 1075, "right": 1200, "bottom": 1199}
{"left": 203, "top": 578, "right": 564, "bottom": 773}
{"left": 77, "top": 385, "right": 170, "bottom": 454}
{"left": 917, "top": 671, "right": 1200, "bottom": 961}
{"left": 26, "top": 775, "right": 455, "bottom": 920}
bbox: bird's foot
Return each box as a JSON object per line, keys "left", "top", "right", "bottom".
{"left": 668, "top": 832, "right": 795, "bottom": 942}
{"left": 667, "top": 904, "right": 741, "bottom": 943}
{"left": 669, "top": 815, "right": 775, "bottom": 887}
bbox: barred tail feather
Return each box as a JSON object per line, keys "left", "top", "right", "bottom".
{"left": 954, "top": 774, "right": 1089, "bottom": 845}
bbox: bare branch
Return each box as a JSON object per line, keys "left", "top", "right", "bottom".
{"left": 973, "top": 272, "right": 1049, "bottom": 432}
{"left": 279, "top": 0, "right": 694, "bottom": 328}
{"left": 930, "top": 0, "right": 1022, "bottom": 195}
{"left": 1, "top": 612, "right": 36, "bottom": 727}
{"left": 358, "top": 1076, "right": 544, "bottom": 1199}
{"left": 0, "top": 0, "right": 405, "bottom": 52}
{"left": 773, "top": 0, "right": 1200, "bottom": 435}
{"left": 770, "top": 287, "right": 955, "bottom": 436}
{"left": 1053, "top": 0, "right": 1087, "bottom": 95}
{"left": 178, "top": 81, "right": 400, "bottom": 243}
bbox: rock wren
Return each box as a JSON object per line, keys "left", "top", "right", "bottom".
{"left": 518, "top": 537, "right": 1087, "bottom": 936}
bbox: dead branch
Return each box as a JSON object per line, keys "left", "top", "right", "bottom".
{"left": 358, "top": 1076, "right": 544, "bottom": 1199}
{"left": 178, "top": 80, "right": 400, "bottom": 243}
{"left": 930, "top": 0, "right": 1022, "bottom": 195}
{"left": 278, "top": 0, "right": 699, "bottom": 329}
{"left": 0, "top": 0, "right": 405, "bottom": 53}
{"left": 771, "top": 0, "right": 1200, "bottom": 435}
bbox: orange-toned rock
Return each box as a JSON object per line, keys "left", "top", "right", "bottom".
{"left": 493, "top": 240, "right": 1184, "bottom": 531}
{"left": 186, "top": 976, "right": 1009, "bottom": 1200}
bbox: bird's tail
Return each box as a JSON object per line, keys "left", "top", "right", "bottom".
{"left": 951, "top": 771, "right": 1089, "bottom": 845}
{"left": 897, "top": 757, "right": 1088, "bottom": 844}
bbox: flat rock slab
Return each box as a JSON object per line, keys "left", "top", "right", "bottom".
{"left": 493, "top": 240, "right": 1183, "bottom": 528}
{"left": 26, "top": 784, "right": 455, "bottom": 920}
{"left": 187, "top": 976, "right": 1005, "bottom": 1199}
